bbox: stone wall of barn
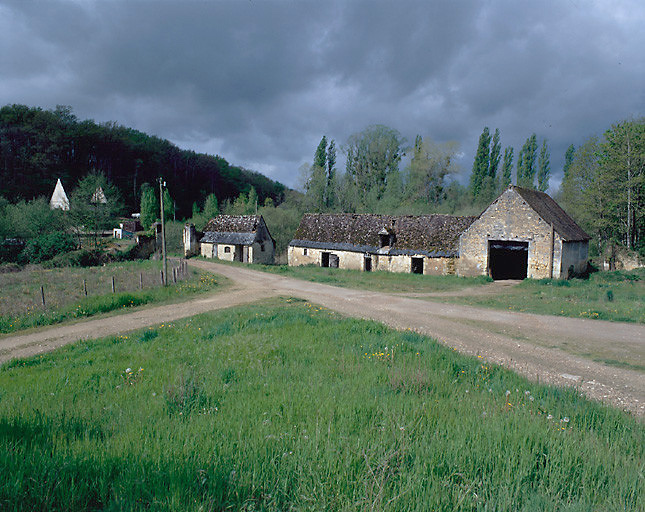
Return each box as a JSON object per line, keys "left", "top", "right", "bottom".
{"left": 288, "top": 246, "right": 456, "bottom": 275}
{"left": 458, "top": 189, "right": 565, "bottom": 279}
{"left": 561, "top": 241, "right": 589, "bottom": 276}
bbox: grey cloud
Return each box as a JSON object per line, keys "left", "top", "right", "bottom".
{"left": 1, "top": 0, "right": 643, "bottom": 189}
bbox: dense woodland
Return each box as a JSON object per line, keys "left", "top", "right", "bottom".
{"left": 0, "top": 103, "right": 642, "bottom": 263}
{"left": 0, "top": 104, "right": 286, "bottom": 216}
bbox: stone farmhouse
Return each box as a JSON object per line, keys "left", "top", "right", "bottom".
{"left": 289, "top": 213, "right": 476, "bottom": 275}
{"left": 289, "top": 186, "right": 590, "bottom": 280}
{"left": 184, "top": 215, "right": 275, "bottom": 264}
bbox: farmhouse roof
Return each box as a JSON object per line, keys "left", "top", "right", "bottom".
{"left": 200, "top": 215, "right": 273, "bottom": 246}
{"left": 290, "top": 213, "right": 476, "bottom": 257}
{"left": 510, "top": 186, "right": 590, "bottom": 241}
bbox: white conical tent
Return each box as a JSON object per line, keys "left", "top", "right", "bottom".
{"left": 49, "top": 178, "right": 70, "bottom": 210}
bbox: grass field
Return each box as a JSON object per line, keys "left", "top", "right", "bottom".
{"left": 0, "top": 260, "right": 226, "bottom": 335}
{"left": 436, "top": 268, "right": 645, "bottom": 323}
{"left": 0, "top": 299, "right": 642, "bottom": 510}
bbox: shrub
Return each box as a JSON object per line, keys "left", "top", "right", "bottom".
{"left": 19, "top": 232, "right": 78, "bottom": 264}
{"left": 43, "top": 249, "right": 102, "bottom": 268}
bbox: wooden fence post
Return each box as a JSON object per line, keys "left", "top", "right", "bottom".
{"left": 83, "top": 279, "right": 87, "bottom": 296}
{"left": 139, "top": 272, "right": 143, "bottom": 290}
{"left": 160, "top": 270, "right": 164, "bottom": 285}
{"left": 40, "top": 286, "right": 46, "bottom": 308}
{"left": 111, "top": 276, "right": 116, "bottom": 293}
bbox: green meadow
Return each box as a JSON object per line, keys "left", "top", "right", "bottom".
{"left": 0, "top": 261, "right": 226, "bottom": 334}
{"left": 0, "top": 299, "right": 642, "bottom": 510}
{"left": 438, "top": 268, "right": 645, "bottom": 323}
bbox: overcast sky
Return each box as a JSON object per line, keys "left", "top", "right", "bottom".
{"left": 1, "top": 0, "right": 643, "bottom": 192}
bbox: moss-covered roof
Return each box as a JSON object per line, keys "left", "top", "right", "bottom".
{"left": 202, "top": 215, "right": 262, "bottom": 234}
{"left": 511, "top": 186, "right": 590, "bottom": 241}
{"left": 290, "top": 213, "right": 476, "bottom": 256}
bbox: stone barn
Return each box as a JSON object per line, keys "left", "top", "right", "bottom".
{"left": 458, "top": 186, "right": 590, "bottom": 279}
{"left": 184, "top": 215, "right": 275, "bottom": 264}
{"left": 288, "top": 214, "right": 476, "bottom": 275}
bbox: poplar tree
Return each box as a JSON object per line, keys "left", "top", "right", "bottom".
{"left": 470, "top": 127, "right": 491, "bottom": 197}
{"left": 489, "top": 128, "right": 501, "bottom": 180}
{"left": 563, "top": 144, "right": 575, "bottom": 180}
{"left": 314, "top": 136, "right": 327, "bottom": 169}
{"left": 140, "top": 183, "right": 158, "bottom": 230}
{"left": 501, "top": 147, "right": 513, "bottom": 189}
{"left": 537, "top": 139, "right": 551, "bottom": 192}
{"left": 517, "top": 134, "right": 538, "bottom": 188}
{"left": 326, "top": 139, "right": 337, "bottom": 208}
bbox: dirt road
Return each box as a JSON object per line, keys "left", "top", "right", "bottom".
{"left": 2, "top": 260, "right": 643, "bottom": 416}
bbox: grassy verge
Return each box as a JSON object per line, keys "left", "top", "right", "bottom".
{"left": 435, "top": 268, "right": 645, "bottom": 323}
{"left": 232, "top": 260, "right": 493, "bottom": 293}
{"left": 0, "top": 262, "right": 226, "bottom": 334}
{"left": 0, "top": 299, "right": 641, "bottom": 510}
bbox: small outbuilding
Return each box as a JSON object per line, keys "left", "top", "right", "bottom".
{"left": 288, "top": 214, "right": 476, "bottom": 275}
{"left": 184, "top": 215, "right": 275, "bottom": 264}
{"left": 458, "top": 186, "right": 590, "bottom": 279}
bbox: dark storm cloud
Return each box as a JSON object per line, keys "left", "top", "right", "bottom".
{"left": 1, "top": 0, "right": 643, "bottom": 189}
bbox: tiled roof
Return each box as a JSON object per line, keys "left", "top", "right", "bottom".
{"left": 200, "top": 232, "right": 257, "bottom": 245}
{"left": 290, "top": 214, "right": 476, "bottom": 256}
{"left": 202, "top": 215, "right": 261, "bottom": 234}
{"left": 511, "top": 186, "right": 590, "bottom": 241}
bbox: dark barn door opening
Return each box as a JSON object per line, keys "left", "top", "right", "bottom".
{"left": 488, "top": 241, "right": 528, "bottom": 280}
{"left": 364, "top": 256, "right": 372, "bottom": 272}
{"left": 411, "top": 257, "right": 423, "bottom": 274}
{"left": 321, "top": 252, "right": 330, "bottom": 267}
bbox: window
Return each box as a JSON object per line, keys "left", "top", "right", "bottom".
{"left": 260, "top": 243, "right": 265, "bottom": 252}
{"left": 224, "top": 246, "right": 231, "bottom": 253}
{"left": 303, "top": 248, "right": 308, "bottom": 255}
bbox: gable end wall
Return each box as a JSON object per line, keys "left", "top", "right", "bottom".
{"left": 458, "top": 189, "right": 564, "bottom": 278}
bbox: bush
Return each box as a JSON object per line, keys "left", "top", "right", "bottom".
{"left": 0, "top": 239, "right": 25, "bottom": 263}
{"left": 19, "top": 233, "right": 78, "bottom": 264}
{"left": 43, "top": 249, "right": 102, "bottom": 268}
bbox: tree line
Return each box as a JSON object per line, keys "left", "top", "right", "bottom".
{"left": 301, "top": 119, "right": 643, "bottom": 257}
{"left": 0, "top": 104, "right": 286, "bottom": 217}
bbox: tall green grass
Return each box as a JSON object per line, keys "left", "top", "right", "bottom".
{"left": 442, "top": 268, "right": 645, "bottom": 323}
{"left": 0, "top": 299, "right": 642, "bottom": 510}
{"left": 0, "top": 271, "right": 223, "bottom": 334}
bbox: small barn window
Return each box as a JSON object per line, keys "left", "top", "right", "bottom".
{"left": 260, "top": 243, "right": 265, "bottom": 252}
{"left": 224, "top": 246, "right": 231, "bottom": 253}
{"left": 303, "top": 248, "right": 308, "bottom": 255}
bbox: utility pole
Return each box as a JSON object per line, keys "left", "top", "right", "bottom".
{"left": 158, "top": 177, "right": 168, "bottom": 286}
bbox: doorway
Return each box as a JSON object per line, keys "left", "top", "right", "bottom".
{"left": 488, "top": 240, "right": 528, "bottom": 280}
{"left": 364, "top": 256, "right": 372, "bottom": 272}
{"left": 411, "top": 257, "right": 423, "bottom": 274}
{"left": 321, "top": 252, "right": 330, "bottom": 267}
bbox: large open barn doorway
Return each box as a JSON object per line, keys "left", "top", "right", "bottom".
{"left": 488, "top": 240, "right": 528, "bottom": 280}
